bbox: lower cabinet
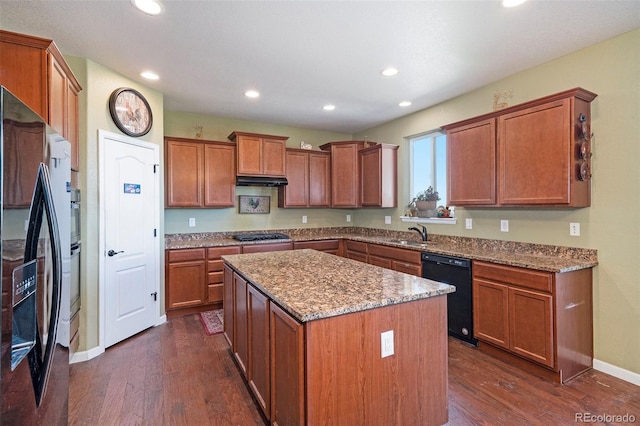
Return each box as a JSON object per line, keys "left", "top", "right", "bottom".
{"left": 292, "top": 239, "right": 340, "bottom": 255}
{"left": 343, "top": 241, "right": 422, "bottom": 277}
{"left": 247, "top": 284, "right": 271, "bottom": 418}
{"left": 473, "top": 260, "right": 593, "bottom": 383}
{"left": 242, "top": 242, "right": 293, "bottom": 254}
{"left": 343, "top": 240, "right": 368, "bottom": 263}
{"left": 207, "top": 246, "right": 242, "bottom": 303}
{"left": 233, "top": 271, "right": 249, "bottom": 376}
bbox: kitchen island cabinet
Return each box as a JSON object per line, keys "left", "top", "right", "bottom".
{"left": 223, "top": 249, "right": 454, "bottom": 425}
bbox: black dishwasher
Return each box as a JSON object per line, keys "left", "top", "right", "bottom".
{"left": 422, "top": 252, "right": 477, "bottom": 346}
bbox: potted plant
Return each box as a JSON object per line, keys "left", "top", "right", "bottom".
{"left": 412, "top": 186, "right": 440, "bottom": 217}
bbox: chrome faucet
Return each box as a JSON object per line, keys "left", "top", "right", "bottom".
{"left": 408, "top": 224, "right": 428, "bottom": 242}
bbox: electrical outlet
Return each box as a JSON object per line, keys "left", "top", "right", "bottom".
{"left": 346, "top": 214, "right": 351, "bottom": 223}
{"left": 570, "top": 222, "right": 580, "bottom": 236}
{"left": 188, "top": 217, "right": 196, "bottom": 227}
{"left": 500, "top": 220, "right": 509, "bottom": 232}
{"left": 302, "top": 215, "right": 308, "bottom": 224}
{"left": 384, "top": 216, "right": 391, "bottom": 225}
{"left": 465, "top": 218, "right": 473, "bottom": 229}
{"left": 381, "top": 330, "right": 394, "bottom": 358}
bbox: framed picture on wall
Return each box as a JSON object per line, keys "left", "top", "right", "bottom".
{"left": 238, "top": 195, "right": 270, "bottom": 214}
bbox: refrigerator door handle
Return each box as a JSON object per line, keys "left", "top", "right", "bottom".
{"left": 23, "top": 163, "right": 62, "bottom": 407}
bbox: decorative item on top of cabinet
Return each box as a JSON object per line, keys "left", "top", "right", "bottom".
{"left": 278, "top": 148, "right": 330, "bottom": 208}
{"left": 443, "top": 88, "right": 597, "bottom": 208}
{"left": 165, "top": 137, "right": 236, "bottom": 208}
{"left": 360, "top": 143, "right": 398, "bottom": 208}
{"left": 0, "top": 30, "right": 82, "bottom": 172}
{"left": 228, "top": 131, "right": 288, "bottom": 178}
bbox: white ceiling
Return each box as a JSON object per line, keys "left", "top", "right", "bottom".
{"left": 1, "top": 1, "right": 639, "bottom": 134}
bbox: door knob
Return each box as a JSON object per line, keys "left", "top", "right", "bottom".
{"left": 107, "top": 249, "right": 124, "bottom": 257}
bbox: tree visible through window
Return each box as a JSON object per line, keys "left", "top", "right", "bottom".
{"left": 410, "top": 131, "right": 447, "bottom": 206}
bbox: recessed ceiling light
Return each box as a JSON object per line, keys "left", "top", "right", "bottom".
{"left": 399, "top": 101, "right": 412, "bottom": 107}
{"left": 131, "top": 0, "right": 164, "bottom": 15}
{"left": 322, "top": 105, "right": 336, "bottom": 111}
{"left": 502, "top": 0, "right": 527, "bottom": 7}
{"left": 140, "top": 71, "right": 159, "bottom": 80}
{"left": 381, "top": 67, "right": 399, "bottom": 77}
{"left": 245, "top": 90, "right": 260, "bottom": 98}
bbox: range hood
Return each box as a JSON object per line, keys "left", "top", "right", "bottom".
{"left": 236, "top": 176, "right": 288, "bottom": 187}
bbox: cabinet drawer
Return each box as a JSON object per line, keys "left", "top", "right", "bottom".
{"left": 208, "top": 271, "right": 223, "bottom": 285}
{"left": 208, "top": 283, "right": 223, "bottom": 303}
{"left": 368, "top": 243, "right": 421, "bottom": 264}
{"left": 242, "top": 242, "right": 293, "bottom": 253}
{"left": 344, "top": 240, "right": 367, "bottom": 254}
{"left": 393, "top": 261, "right": 422, "bottom": 277}
{"left": 473, "top": 261, "right": 552, "bottom": 293}
{"left": 208, "top": 246, "right": 241, "bottom": 259}
{"left": 168, "top": 248, "right": 206, "bottom": 263}
{"left": 346, "top": 251, "right": 368, "bottom": 263}
{"left": 293, "top": 240, "right": 340, "bottom": 252}
{"left": 208, "top": 259, "right": 224, "bottom": 273}
{"left": 368, "top": 255, "right": 392, "bottom": 269}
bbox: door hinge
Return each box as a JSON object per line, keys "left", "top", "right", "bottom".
{"left": 153, "top": 164, "right": 159, "bottom": 173}
{"left": 151, "top": 291, "right": 158, "bottom": 301}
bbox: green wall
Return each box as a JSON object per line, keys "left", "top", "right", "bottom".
{"left": 353, "top": 29, "right": 640, "bottom": 376}
{"left": 163, "top": 112, "right": 354, "bottom": 233}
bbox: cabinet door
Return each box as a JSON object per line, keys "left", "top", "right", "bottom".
{"left": 498, "top": 99, "right": 570, "bottom": 205}
{"left": 473, "top": 278, "right": 509, "bottom": 349}
{"left": 262, "top": 138, "right": 286, "bottom": 176}
{"left": 208, "top": 246, "right": 241, "bottom": 303}
{"left": 247, "top": 285, "right": 271, "bottom": 419}
{"left": 67, "top": 81, "right": 80, "bottom": 171}
{"left": 270, "top": 303, "right": 305, "bottom": 426}
{"left": 308, "top": 151, "right": 331, "bottom": 207}
{"left": 509, "top": 287, "right": 554, "bottom": 367}
{"left": 223, "top": 264, "right": 234, "bottom": 348}
{"left": 447, "top": 118, "right": 496, "bottom": 206}
{"left": 280, "top": 150, "right": 309, "bottom": 207}
{"left": 48, "top": 54, "right": 67, "bottom": 136}
{"left": 234, "top": 272, "right": 249, "bottom": 377}
{"left": 236, "top": 135, "right": 263, "bottom": 175}
{"left": 368, "top": 255, "right": 392, "bottom": 269}
{"left": 360, "top": 146, "right": 381, "bottom": 207}
{"left": 165, "top": 140, "right": 203, "bottom": 207}
{"left": 204, "top": 143, "right": 235, "bottom": 207}
{"left": 166, "top": 249, "right": 206, "bottom": 310}
{"left": 330, "top": 143, "right": 360, "bottom": 207}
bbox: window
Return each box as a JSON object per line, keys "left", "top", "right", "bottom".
{"left": 409, "top": 131, "right": 447, "bottom": 206}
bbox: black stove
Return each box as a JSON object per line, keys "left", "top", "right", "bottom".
{"left": 232, "top": 233, "right": 290, "bottom": 242}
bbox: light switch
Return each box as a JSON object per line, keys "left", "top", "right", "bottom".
{"left": 570, "top": 222, "right": 580, "bottom": 236}
{"left": 500, "top": 220, "right": 509, "bottom": 232}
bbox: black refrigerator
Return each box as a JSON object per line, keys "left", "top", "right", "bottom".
{"left": 0, "top": 86, "right": 71, "bottom": 424}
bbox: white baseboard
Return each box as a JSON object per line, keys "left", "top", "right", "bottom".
{"left": 70, "top": 345, "right": 105, "bottom": 364}
{"left": 593, "top": 359, "right": 640, "bottom": 386}
{"left": 156, "top": 314, "right": 167, "bottom": 326}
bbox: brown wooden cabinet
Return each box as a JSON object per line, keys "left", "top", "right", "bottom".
{"left": 247, "top": 284, "right": 271, "bottom": 419}
{"left": 223, "top": 264, "right": 234, "bottom": 347}
{"left": 228, "top": 131, "right": 287, "bottom": 177}
{"left": 270, "top": 302, "right": 305, "bottom": 426}
{"left": 165, "top": 137, "right": 236, "bottom": 208}
{"left": 320, "top": 141, "right": 366, "bottom": 207}
{"left": 359, "top": 143, "right": 398, "bottom": 208}
{"left": 241, "top": 242, "right": 292, "bottom": 254}
{"left": 473, "top": 260, "right": 593, "bottom": 383}
{"left": 207, "top": 246, "right": 241, "bottom": 304}
{"left": 367, "top": 243, "right": 422, "bottom": 276}
{"left": 0, "top": 30, "right": 81, "bottom": 171}
{"left": 343, "top": 240, "right": 368, "bottom": 263}
{"left": 293, "top": 239, "right": 340, "bottom": 256}
{"left": 443, "top": 88, "right": 596, "bottom": 207}
{"left": 278, "top": 148, "right": 330, "bottom": 208}
{"left": 233, "top": 271, "right": 249, "bottom": 376}
{"left": 165, "top": 249, "right": 207, "bottom": 311}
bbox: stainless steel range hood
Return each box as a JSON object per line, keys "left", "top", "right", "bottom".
{"left": 236, "top": 176, "right": 288, "bottom": 187}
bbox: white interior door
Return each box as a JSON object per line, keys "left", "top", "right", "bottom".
{"left": 100, "top": 130, "right": 159, "bottom": 348}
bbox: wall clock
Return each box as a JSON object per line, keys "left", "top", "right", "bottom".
{"left": 108, "top": 87, "right": 153, "bottom": 137}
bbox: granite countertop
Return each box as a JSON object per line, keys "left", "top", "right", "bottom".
{"left": 222, "top": 249, "right": 455, "bottom": 323}
{"left": 166, "top": 227, "right": 598, "bottom": 273}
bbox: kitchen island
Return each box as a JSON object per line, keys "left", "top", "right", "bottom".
{"left": 222, "top": 249, "right": 455, "bottom": 426}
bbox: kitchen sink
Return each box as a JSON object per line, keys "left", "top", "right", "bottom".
{"left": 387, "top": 239, "right": 430, "bottom": 249}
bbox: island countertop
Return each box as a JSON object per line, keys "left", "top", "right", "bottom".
{"left": 222, "top": 249, "right": 455, "bottom": 323}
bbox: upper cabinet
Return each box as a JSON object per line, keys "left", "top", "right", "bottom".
{"left": 165, "top": 137, "right": 236, "bottom": 208}
{"left": 360, "top": 143, "right": 398, "bottom": 208}
{"left": 228, "top": 131, "right": 287, "bottom": 177}
{"left": 443, "top": 88, "right": 596, "bottom": 208}
{"left": 0, "top": 30, "right": 82, "bottom": 172}
{"left": 278, "top": 148, "right": 330, "bottom": 208}
{"left": 320, "top": 141, "right": 366, "bottom": 208}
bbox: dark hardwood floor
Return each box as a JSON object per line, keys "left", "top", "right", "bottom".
{"left": 70, "top": 314, "right": 640, "bottom": 425}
